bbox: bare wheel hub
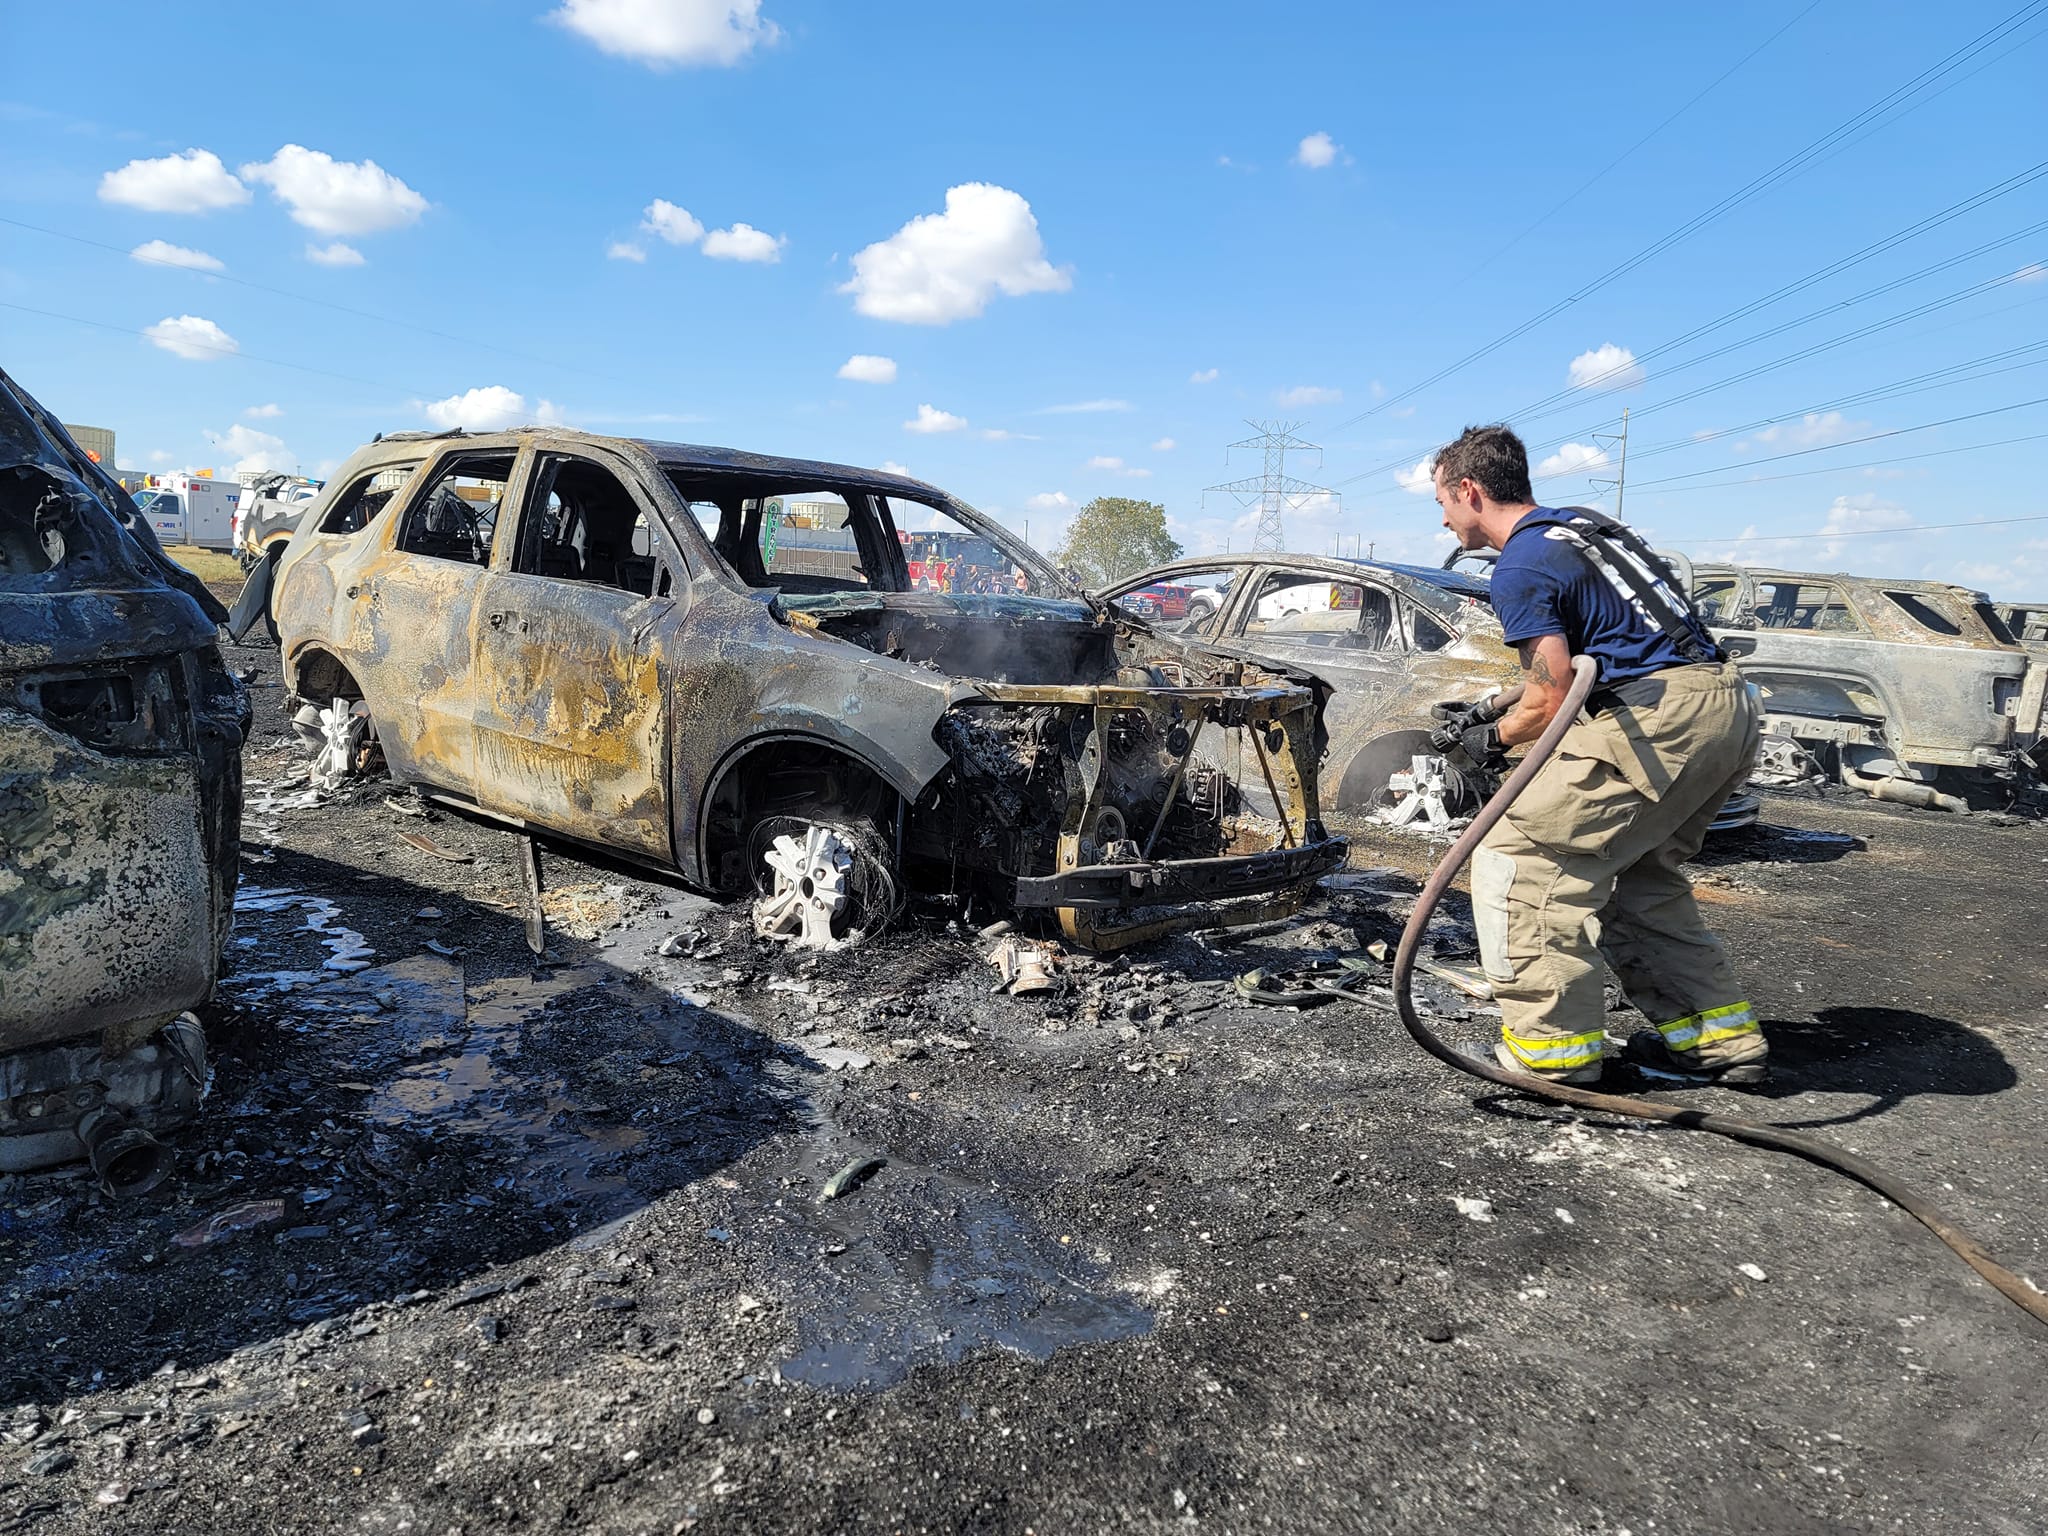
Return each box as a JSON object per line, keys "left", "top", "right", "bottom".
{"left": 753, "top": 824, "right": 854, "bottom": 949}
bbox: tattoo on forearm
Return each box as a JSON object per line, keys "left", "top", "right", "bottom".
{"left": 1517, "top": 640, "right": 1557, "bottom": 687}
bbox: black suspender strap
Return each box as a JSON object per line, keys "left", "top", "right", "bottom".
{"left": 1543, "top": 507, "right": 1725, "bottom": 666}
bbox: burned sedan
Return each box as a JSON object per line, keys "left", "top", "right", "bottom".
{"left": 271, "top": 430, "right": 1344, "bottom": 949}
{"left": 0, "top": 366, "right": 246, "bottom": 1188}
{"left": 1101, "top": 555, "right": 1518, "bottom": 817}
{"left": 1104, "top": 553, "right": 1761, "bottom": 831}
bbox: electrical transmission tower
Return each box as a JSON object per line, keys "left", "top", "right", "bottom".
{"left": 1203, "top": 420, "right": 1337, "bottom": 553}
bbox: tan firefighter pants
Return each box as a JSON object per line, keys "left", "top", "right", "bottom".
{"left": 1470, "top": 661, "right": 1765, "bottom": 1072}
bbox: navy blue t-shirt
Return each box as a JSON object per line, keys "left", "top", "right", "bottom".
{"left": 1489, "top": 507, "right": 1702, "bottom": 685}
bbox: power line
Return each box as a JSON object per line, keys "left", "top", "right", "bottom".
{"left": 1339, "top": 270, "right": 2047, "bottom": 501}
{"left": 0, "top": 299, "right": 437, "bottom": 396}
{"left": 1328, "top": 2, "right": 2048, "bottom": 428}
{"left": 1606, "top": 340, "right": 2048, "bottom": 469}
{"left": 0, "top": 214, "right": 635, "bottom": 389}
{"left": 1511, "top": 179, "right": 2048, "bottom": 413}
{"left": 1633, "top": 430, "right": 2048, "bottom": 495}
{"left": 1324, "top": 161, "right": 2048, "bottom": 491}
{"left": 1605, "top": 396, "right": 2048, "bottom": 489}
{"left": 1688, "top": 511, "right": 2048, "bottom": 543}
{"left": 1440, "top": 1, "right": 1825, "bottom": 293}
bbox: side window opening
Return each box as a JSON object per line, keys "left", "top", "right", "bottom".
{"left": 1113, "top": 569, "right": 1236, "bottom": 638}
{"left": 1242, "top": 572, "right": 1397, "bottom": 649}
{"left": 1692, "top": 578, "right": 1740, "bottom": 623}
{"left": 757, "top": 493, "right": 870, "bottom": 590}
{"left": 396, "top": 452, "right": 512, "bottom": 567}
{"left": 1881, "top": 590, "right": 1963, "bottom": 637}
{"left": 1409, "top": 606, "right": 1454, "bottom": 653}
{"left": 515, "top": 454, "right": 671, "bottom": 598}
{"left": 1974, "top": 603, "right": 2018, "bottom": 645}
{"left": 1754, "top": 579, "right": 1864, "bottom": 633}
{"left": 317, "top": 463, "right": 421, "bottom": 536}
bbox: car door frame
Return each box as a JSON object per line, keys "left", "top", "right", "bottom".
{"left": 467, "top": 440, "right": 682, "bottom": 858}
{"left": 340, "top": 442, "right": 531, "bottom": 795}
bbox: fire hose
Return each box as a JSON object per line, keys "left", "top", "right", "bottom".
{"left": 1380, "top": 653, "right": 2048, "bottom": 1329}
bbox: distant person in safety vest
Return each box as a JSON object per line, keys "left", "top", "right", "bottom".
{"left": 1428, "top": 424, "right": 1768, "bottom": 1088}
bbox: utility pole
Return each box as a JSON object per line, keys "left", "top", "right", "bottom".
{"left": 1202, "top": 420, "right": 1338, "bottom": 554}
{"left": 1590, "top": 407, "right": 1629, "bottom": 519}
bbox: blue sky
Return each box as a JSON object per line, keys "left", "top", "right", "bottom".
{"left": 4, "top": 0, "right": 2046, "bottom": 594}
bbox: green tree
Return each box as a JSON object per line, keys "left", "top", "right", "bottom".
{"left": 1053, "top": 496, "right": 1182, "bottom": 588}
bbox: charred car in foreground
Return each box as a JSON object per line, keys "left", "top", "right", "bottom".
{"left": 0, "top": 366, "right": 246, "bottom": 1186}
{"left": 1104, "top": 553, "right": 1761, "bottom": 831}
{"left": 272, "top": 429, "right": 1345, "bottom": 949}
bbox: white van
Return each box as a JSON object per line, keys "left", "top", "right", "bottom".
{"left": 133, "top": 473, "right": 238, "bottom": 549}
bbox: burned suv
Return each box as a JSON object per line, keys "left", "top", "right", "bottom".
{"left": 272, "top": 430, "right": 1344, "bottom": 948}
{"left": 1, "top": 366, "right": 247, "bottom": 1185}
{"left": 1685, "top": 564, "right": 2046, "bottom": 804}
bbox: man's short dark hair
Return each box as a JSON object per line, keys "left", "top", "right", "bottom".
{"left": 1433, "top": 424, "right": 1533, "bottom": 506}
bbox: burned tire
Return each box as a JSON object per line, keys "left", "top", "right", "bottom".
{"left": 1335, "top": 729, "right": 1480, "bottom": 815}
{"left": 746, "top": 809, "right": 901, "bottom": 948}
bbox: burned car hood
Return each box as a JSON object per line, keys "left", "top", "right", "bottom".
{"left": 0, "top": 369, "right": 223, "bottom": 669}
{"left": 775, "top": 590, "right": 1123, "bottom": 684}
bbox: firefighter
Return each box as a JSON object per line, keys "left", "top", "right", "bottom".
{"left": 1428, "top": 424, "right": 1768, "bottom": 1087}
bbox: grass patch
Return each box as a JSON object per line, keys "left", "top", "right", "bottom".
{"left": 164, "top": 545, "right": 247, "bottom": 585}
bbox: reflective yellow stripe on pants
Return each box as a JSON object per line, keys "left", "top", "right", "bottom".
{"left": 1656, "top": 1000, "right": 1758, "bottom": 1052}
{"left": 1501, "top": 1025, "right": 1606, "bottom": 1071}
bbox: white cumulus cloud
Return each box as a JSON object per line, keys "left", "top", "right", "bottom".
{"left": 1086, "top": 455, "right": 1152, "bottom": 478}
{"left": 240, "top": 145, "right": 427, "bottom": 237}
{"left": 877, "top": 460, "right": 912, "bottom": 476}
{"left": 904, "top": 403, "right": 967, "bottom": 434}
{"left": 606, "top": 240, "right": 648, "bottom": 262}
{"left": 701, "top": 222, "right": 784, "bottom": 262}
{"left": 1697, "top": 495, "right": 1914, "bottom": 568}
{"left": 1028, "top": 491, "right": 1074, "bottom": 511}
{"left": 2016, "top": 263, "right": 2047, "bottom": 283}
{"left": 838, "top": 354, "right": 897, "bottom": 384}
{"left": 1276, "top": 385, "right": 1341, "bottom": 407}
{"left": 1151, "top": 437, "right": 1176, "bottom": 452}
{"left": 129, "top": 239, "right": 224, "bottom": 273}
{"left": 1395, "top": 457, "right": 1436, "bottom": 495}
{"left": 549, "top": 0, "right": 781, "bottom": 67}
{"left": 99, "top": 149, "right": 250, "bottom": 214}
{"left": 1189, "top": 367, "right": 1219, "bottom": 384}
{"left": 206, "top": 422, "right": 293, "bottom": 476}
{"left": 1536, "top": 442, "right": 1611, "bottom": 478}
{"left": 1744, "top": 411, "right": 1868, "bottom": 450}
{"left": 244, "top": 403, "right": 283, "bottom": 419}
{"left": 1037, "top": 399, "right": 1131, "bottom": 415}
{"left": 842, "top": 183, "right": 1071, "bottom": 325}
{"left": 1294, "top": 131, "right": 1342, "bottom": 169}
{"left": 1567, "top": 343, "right": 1645, "bottom": 391}
{"left": 423, "top": 386, "right": 532, "bottom": 431}
{"left": 305, "top": 241, "right": 365, "bottom": 267}
{"left": 143, "top": 315, "right": 238, "bottom": 361}
{"left": 641, "top": 199, "right": 704, "bottom": 245}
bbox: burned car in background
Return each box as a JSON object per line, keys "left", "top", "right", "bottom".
{"left": 1683, "top": 564, "right": 2047, "bottom": 807}
{"left": 0, "top": 366, "right": 247, "bottom": 1188}
{"left": 1103, "top": 555, "right": 1516, "bottom": 817}
{"left": 271, "top": 429, "right": 1344, "bottom": 950}
{"left": 1999, "top": 602, "right": 2048, "bottom": 646}
{"left": 1104, "top": 553, "right": 1763, "bottom": 832}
